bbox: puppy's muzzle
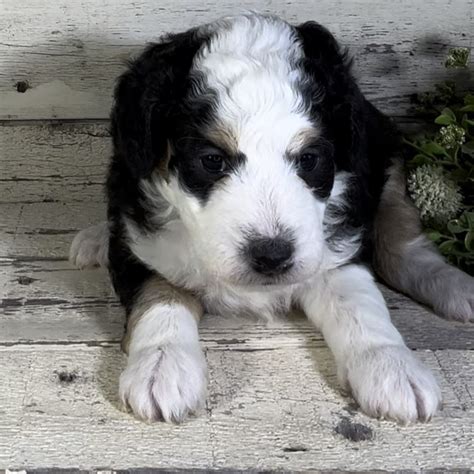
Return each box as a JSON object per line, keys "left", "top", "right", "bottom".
{"left": 246, "top": 236, "right": 294, "bottom": 276}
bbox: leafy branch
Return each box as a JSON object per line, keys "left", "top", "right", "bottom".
{"left": 405, "top": 58, "right": 474, "bottom": 274}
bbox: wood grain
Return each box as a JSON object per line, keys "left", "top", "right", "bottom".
{"left": 0, "top": 123, "right": 109, "bottom": 204}
{"left": 1, "top": 0, "right": 472, "bottom": 120}
{"left": 0, "top": 345, "right": 472, "bottom": 470}
{"left": 2, "top": 257, "right": 474, "bottom": 351}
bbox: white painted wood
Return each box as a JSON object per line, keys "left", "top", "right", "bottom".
{"left": 2, "top": 257, "right": 474, "bottom": 350}
{"left": 1, "top": 0, "right": 472, "bottom": 120}
{"left": 0, "top": 123, "right": 109, "bottom": 204}
{"left": 0, "top": 345, "right": 472, "bottom": 470}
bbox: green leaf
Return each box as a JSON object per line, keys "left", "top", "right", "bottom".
{"left": 461, "top": 111, "right": 474, "bottom": 127}
{"left": 434, "top": 107, "right": 456, "bottom": 125}
{"left": 435, "top": 114, "right": 455, "bottom": 125}
{"left": 464, "top": 93, "right": 474, "bottom": 106}
{"left": 449, "top": 248, "right": 472, "bottom": 257}
{"left": 426, "top": 230, "right": 442, "bottom": 241}
{"left": 465, "top": 212, "right": 474, "bottom": 227}
{"left": 465, "top": 231, "right": 474, "bottom": 251}
{"left": 449, "top": 167, "right": 470, "bottom": 182}
{"left": 447, "top": 220, "right": 466, "bottom": 234}
{"left": 407, "top": 154, "right": 433, "bottom": 167}
{"left": 462, "top": 144, "right": 474, "bottom": 158}
{"left": 423, "top": 141, "right": 448, "bottom": 156}
{"left": 457, "top": 213, "right": 470, "bottom": 229}
{"left": 460, "top": 104, "right": 474, "bottom": 113}
{"left": 438, "top": 240, "right": 456, "bottom": 253}
{"left": 463, "top": 140, "right": 474, "bottom": 150}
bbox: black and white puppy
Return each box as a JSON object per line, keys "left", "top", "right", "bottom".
{"left": 70, "top": 13, "right": 474, "bottom": 424}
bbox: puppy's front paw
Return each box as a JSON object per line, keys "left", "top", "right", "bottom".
{"left": 119, "top": 344, "right": 208, "bottom": 423}
{"left": 343, "top": 345, "right": 442, "bottom": 423}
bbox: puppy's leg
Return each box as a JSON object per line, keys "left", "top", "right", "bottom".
{"left": 299, "top": 264, "right": 442, "bottom": 423}
{"left": 70, "top": 221, "right": 109, "bottom": 269}
{"left": 374, "top": 161, "right": 473, "bottom": 322}
{"left": 120, "top": 276, "right": 207, "bottom": 423}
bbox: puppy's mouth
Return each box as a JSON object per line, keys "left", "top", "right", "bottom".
{"left": 224, "top": 265, "right": 311, "bottom": 290}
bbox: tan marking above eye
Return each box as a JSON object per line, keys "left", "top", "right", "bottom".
{"left": 204, "top": 126, "right": 239, "bottom": 155}
{"left": 286, "top": 128, "right": 321, "bottom": 156}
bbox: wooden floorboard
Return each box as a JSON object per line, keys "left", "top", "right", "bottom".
{"left": 1, "top": 345, "right": 473, "bottom": 471}
{"left": 1, "top": 252, "right": 474, "bottom": 350}
{"left": 1, "top": 122, "right": 473, "bottom": 470}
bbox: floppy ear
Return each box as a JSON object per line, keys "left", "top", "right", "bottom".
{"left": 297, "top": 21, "right": 401, "bottom": 247}
{"left": 296, "top": 21, "right": 400, "bottom": 165}
{"left": 111, "top": 29, "right": 207, "bottom": 179}
{"left": 296, "top": 22, "right": 364, "bottom": 169}
{"left": 296, "top": 22, "right": 351, "bottom": 89}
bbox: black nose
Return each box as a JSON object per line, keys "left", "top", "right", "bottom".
{"left": 247, "top": 237, "right": 294, "bottom": 276}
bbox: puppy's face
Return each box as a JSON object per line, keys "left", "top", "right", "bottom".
{"left": 153, "top": 18, "right": 338, "bottom": 287}
{"left": 117, "top": 15, "right": 358, "bottom": 287}
{"left": 163, "top": 119, "right": 335, "bottom": 287}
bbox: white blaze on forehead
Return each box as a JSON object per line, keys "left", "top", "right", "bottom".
{"left": 194, "top": 14, "right": 313, "bottom": 158}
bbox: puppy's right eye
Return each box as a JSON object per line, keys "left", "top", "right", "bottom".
{"left": 201, "top": 154, "right": 226, "bottom": 173}
{"left": 297, "top": 152, "right": 320, "bottom": 172}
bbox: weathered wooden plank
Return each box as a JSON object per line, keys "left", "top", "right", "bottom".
{"left": 1, "top": 0, "right": 472, "bottom": 120}
{"left": 0, "top": 344, "right": 472, "bottom": 470}
{"left": 1, "top": 258, "right": 473, "bottom": 350}
{"left": 0, "top": 202, "right": 106, "bottom": 259}
{"left": 0, "top": 126, "right": 107, "bottom": 257}
{"left": 206, "top": 348, "right": 473, "bottom": 471}
{"left": 0, "top": 123, "right": 109, "bottom": 204}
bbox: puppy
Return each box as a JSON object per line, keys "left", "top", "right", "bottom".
{"left": 70, "top": 13, "right": 474, "bottom": 424}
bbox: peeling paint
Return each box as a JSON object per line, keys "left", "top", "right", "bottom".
{"left": 0, "top": 80, "right": 109, "bottom": 120}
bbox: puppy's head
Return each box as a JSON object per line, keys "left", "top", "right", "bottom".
{"left": 113, "top": 14, "right": 363, "bottom": 287}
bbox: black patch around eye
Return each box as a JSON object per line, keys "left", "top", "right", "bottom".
{"left": 169, "top": 137, "right": 246, "bottom": 202}
{"left": 297, "top": 152, "right": 319, "bottom": 172}
{"left": 201, "top": 153, "right": 227, "bottom": 173}
{"left": 292, "top": 141, "right": 335, "bottom": 199}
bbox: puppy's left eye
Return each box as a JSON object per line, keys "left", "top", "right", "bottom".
{"left": 201, "top": 154, "right": 227, "bottom": 173}
{"left": 297, "top": 152, "right": 319, "bottom": 172}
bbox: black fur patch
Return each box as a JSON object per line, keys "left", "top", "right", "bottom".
{"left": 296, "top": 21, "right": 401, "bottom": 261}
{"left": 110, "top": 28, "right": 210, "bottom": 180}
{"left": 107, "top": 28, "right": 210, "bottom": 313}
{"left": 169, "top": 131, "right": 247, "bottom": 202}
{"left": 288, "top": 138, "right": 335, "bottom": 199}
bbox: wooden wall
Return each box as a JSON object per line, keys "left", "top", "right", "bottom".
{"left": 0, "top": 0, "right": 473, "bottom": 121}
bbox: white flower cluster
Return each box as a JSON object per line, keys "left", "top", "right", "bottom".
{"left": 407, "top": 165, "right": 462, "bottom": 227}
{"left": 438, "top": 124, "right": 466, "bottom": 149}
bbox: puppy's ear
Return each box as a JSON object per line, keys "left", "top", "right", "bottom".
{"left": 296, "top": 22, "right": 353, "bottom": 98}
{"left": 296, "top": 22, "right": 365, "bottom": 170}
{"left": 298, "top": 21, "right": 401, "bottom": 239}
{"left": 111, "top": 30, "right": 207, "bottom": 179}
